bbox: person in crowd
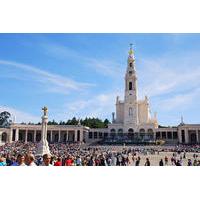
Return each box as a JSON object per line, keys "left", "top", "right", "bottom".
{"left": 164, "top": 156, "right": 168, "bottom": 165}
{"left": 0, "top": 156, "right": 6, "bottom": 166}
{"left": 25, "top": 154, "right": 37, "bottom": 166}
{"left": 42, "top": 154, "right": 52, "bottom": 166}
{"left": 187, "top": 159, "right": 192, "bottom": 166}
{"left": 135, "top": 157, "right": 140, "bottom": 166}
{"left": 193, "top": 159, "right": 198, "bottom": 166}
{"left": 144, "top": 158, "right": 150, "bottom": 166}
{"left": 11, "top": 154, "right": 26, "bottom": 166}
{"left": 54, "top": 157, "right": 62, "bottom": 166}
{"left": 159, "top": 159, "right": 164, "bottom": 166}
{"left": 176, "top": 160, "right": 181, "bottom": 166}
{"left": 65, "top": 156, "right": 73, "bottom": 166}
{"left": 75, "top": 156, "right": 82, "bottom": 166}
{"left": 6, "top": 154, "right": 13, "bottom": 166}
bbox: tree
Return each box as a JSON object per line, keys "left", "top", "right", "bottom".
{"left": 48, "top": 120, "right": 58, "bottom": 125}
{"left": 103, "top": 119, "right": 110, "bottom": 128}
{"left": 0, "top": 111, "right": 12, "bottom": 127}
{"left": 66, "top": 117, "right": 78, "bottom": 125}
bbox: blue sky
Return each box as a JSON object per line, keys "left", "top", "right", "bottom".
{"left": 0, "top": 33, "right": 200, "bottom": 125}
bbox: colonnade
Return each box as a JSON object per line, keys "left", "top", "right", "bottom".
{"left": 8, "top": 128, "right": 83, "bottom": 143}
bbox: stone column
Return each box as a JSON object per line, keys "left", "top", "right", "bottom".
{"left": 196, "top": 130, "right": 199, "bottom": 143}
{"left": 185, "top": 129, "right": 189, "bottom": 144}
{"left": 15, "top": 128, "right": 19, "bottom": 142}
{"left": 66, "top": 131, "right": 68, "bottom": 143}
{"left": 178, "top": 129, "right": 182, "bottom": 144}
{"left": 50, "top": 130, "right": 53, "bottom": 143}
{"left": 36, "top": 106, "right": 50, "bottom": 156}
{"left": 80, "top": 130, "right": 83, "bottom": 142}
{"left": 33, "top": 130, "right": 36, "bottom": 143}
{"left": 58, "top": 130, "right": 61, "bottom": 143}
{"left": 25, "top": 129, "right": 28, "bottom": 143}
{"left": 74, "top": 130, "right": 77, "bottom": 142}
{"left": 9, "top": 129, "right": 13, "bottom": 143}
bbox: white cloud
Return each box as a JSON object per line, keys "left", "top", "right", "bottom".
{"left": 138, "top": 51, "right": 200, "bottom": 98}
{"left": 0, "top": 105, "right": 40, "bottom": 123}
{"left": 0, "top": 59, "right": 93, "bottom": 95}
{"left": 64, "top": 92, "right": 122, "bottom": 120}
{"left": 40, "top": 42, "right": 124, "bottom": 78}
{"left": 0, "top": 60, "right": 92, "bottom": 93}
{"left": 156, "top": 88, "right": 200, "bottom": 111}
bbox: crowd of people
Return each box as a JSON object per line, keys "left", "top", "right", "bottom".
{"left": 0, "top": 141, "right": 200, "bottom": 166}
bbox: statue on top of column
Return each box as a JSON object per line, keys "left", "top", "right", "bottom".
{"left": 42, "top": 106, "right": 48, "bottom": 116}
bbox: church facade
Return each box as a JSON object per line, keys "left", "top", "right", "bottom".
{"left": 0, "top": 46, "right": 200, "bottom": 145}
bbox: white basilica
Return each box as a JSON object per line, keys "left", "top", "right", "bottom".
{"left": 0, "top": 46, "right": 200, "bottom": 145}
{"left": 108, "top": 46, "right": 158, "bottom": 134}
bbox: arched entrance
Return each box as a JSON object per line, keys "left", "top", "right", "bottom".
{"left": 2, "top": 132, "right": 7, "bottom": 142}
{"left": 128, "top": 128, "right": 134, "bottom": 139}
{"left": 139, "top": 128, "right": 145, "bottom": 133}
{"left": 139, "top": 128, "right": 145, "bottom": 140}
{"left": 147, "top": 129, "right": 154, "bottom": 140}
{"left": 118, "top": 129, "right": 123, "bottom": 137}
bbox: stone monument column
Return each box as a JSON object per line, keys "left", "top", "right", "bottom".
{"left": 36, "top": 106, "right": 51, "bottom": 156}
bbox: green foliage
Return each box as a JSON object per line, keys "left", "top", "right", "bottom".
{"left": 79, "top": 117, "right": 110, "bottom": 128}
{"left": 47, "top": 119, "right": 58, "bottom": 125}
{"left": 32, "top": 117, "right": 111, "bottom": 128}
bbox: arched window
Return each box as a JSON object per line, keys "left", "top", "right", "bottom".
{"left": 128, "top": 128, "right": 134, "bottom": 139}
{"left": 130, "top": 62, "right": 133, "bottom": 67}
{"left": 118, "top": 129, "right": 123, "bottom": 137}
{"left": 118, "top": 129, "right": 123, "bottom": 133}
{"left": 110, "top": 129, "right": 116, "bottom": 133}
{"left": 129, "top": 82, "right": 132, "bottom": 90}
{"left": 2, "top": 132, "right": 7, "bottom": 142}
{"left": 129, "top": 107, "right": 133, "bottom": 116}
{"left": 139, "top": 128, "right": 145, "bottom": 133}
{"left": 128, "top": 128, "right": 134, "bottom": 133}
{"left": 110, "top": 129, "right": 116, "bottom": 139}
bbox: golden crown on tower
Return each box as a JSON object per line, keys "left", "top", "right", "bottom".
{"left": 129, "top": 43, "right": 134, "bottom": 56}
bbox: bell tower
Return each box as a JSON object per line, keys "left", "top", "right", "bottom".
{"left": 124, "top": 44, "right": 138, "bottom": 128}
